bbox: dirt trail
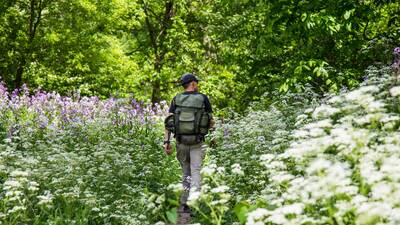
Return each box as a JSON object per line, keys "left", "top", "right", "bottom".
{"left": 177, "top": 212, "right": 191, "bottom": 225}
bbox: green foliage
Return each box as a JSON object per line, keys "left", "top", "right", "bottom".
{"left": 1, "top": 0, "right": 399, "bottom": 110}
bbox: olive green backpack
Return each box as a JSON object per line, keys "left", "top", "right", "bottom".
{"left": 164, "top": 93, "right": 211, "bottom": 144}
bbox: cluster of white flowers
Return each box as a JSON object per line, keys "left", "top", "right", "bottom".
{"left": 231, "top": 163, "right": 244, "bottom": 175}
{"left": 201, "top": 163, "right": 218, "bottom": 176}
{"left": 389, "top": 86, "right": 400, "bottom": 96}
{"left": 248, "top": 68, "right": 400, "bottom": 224}
{"left": 37, "top": 190, "right": 53, "bottom": 206}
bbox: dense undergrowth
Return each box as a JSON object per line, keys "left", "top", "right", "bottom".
{"left": 2, "top": 66, "right": 400, "bottom": 225}
{"left": 0, "top": 87, "right": 181, "bottom": 224}
{"left": 186, "top": 66, "right": 400, "bottom": 225}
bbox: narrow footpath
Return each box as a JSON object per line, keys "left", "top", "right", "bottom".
{"left": 177, "top": 212, "right": 191, "bottom": 225}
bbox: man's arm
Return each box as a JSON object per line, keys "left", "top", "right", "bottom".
{"left": 163, "top": 112, "right": 174, "bottom": 155}
{"left": 209, "top": 117, "right": 215, "bottom": 130}
{"left": 202, "top": 94, "right": 215, "bottom": 130}
{"left": 163, "top": 129, "right": 172, "bottom": 155}
{"left": 163, "top": 97, "right": 176, "bottom": 155}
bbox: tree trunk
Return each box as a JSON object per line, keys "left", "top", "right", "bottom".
{"left": 151, "top": 57, "right": 163, "bottom": 103}
{"left": 151, "top": 79, "right": 161, "bottom": 103}
{"left": 14, "top": 58, "right": 25, "bottom": 89}
{"left": 13, "top": 0, "right": 43, "bottom": 89}
{"left": 147, "top": 1, "right": 174, "bottom": 104}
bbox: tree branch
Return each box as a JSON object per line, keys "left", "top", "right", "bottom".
{"left": 142, "top": 0, "right": 158, "bottom": 54}
{"left": 157, "top": 1, "right": 174, "bottom": 48}
{"left": 29, "top": 0, "right": 43, "bottom": 42}
{"left": 29, "top": 0, "right": 35, "bottom": 40}
{"left": 363, "top": 20, "right": 371, "bottom": 40}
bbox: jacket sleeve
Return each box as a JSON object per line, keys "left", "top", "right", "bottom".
{"left": 202, "top": 94, "right": 213, "bottom": 113}
{"left": 168, "top": 96, "right": 176, "bottom": 113}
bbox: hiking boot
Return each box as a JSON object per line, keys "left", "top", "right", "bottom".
{"left": 178, "top": 204, "right": 191, "bottom": 213}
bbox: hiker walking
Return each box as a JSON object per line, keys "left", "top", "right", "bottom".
{"left": 164, "top": 73, "right": 214, "bottom": 213}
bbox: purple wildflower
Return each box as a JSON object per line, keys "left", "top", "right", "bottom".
{"left": 392, "top": 61, "right": 399, "bottom": 69}
{"left": 223, "top": 128, "right": 229, "bottom": 137}
{"left": 394, "top": 47, "right": 400, "bottom": 55}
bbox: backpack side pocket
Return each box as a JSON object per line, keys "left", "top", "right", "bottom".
{"left": 198, "top": 112, "right": 210, "bottom": 135}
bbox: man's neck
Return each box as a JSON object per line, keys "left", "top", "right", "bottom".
{"left": 185, "top": 88, "right": 196, "bottom": 92}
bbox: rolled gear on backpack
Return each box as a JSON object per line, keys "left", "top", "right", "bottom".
{"left": 164, "top": 114, "right": 175, "bottom": 133}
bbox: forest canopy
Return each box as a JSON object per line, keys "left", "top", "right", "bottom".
{"left": 0, "top": 0, "right": 399, "bottom": 111}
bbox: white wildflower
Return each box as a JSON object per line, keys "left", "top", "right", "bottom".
{"left": 211, "top": 185, "right": 229, "bottom": 193}
{"left": 306, "top": 158, "right": 332, "bottom": 175}
{"left": 276, "top": 203, "right": 304, "bottom": 215}
{"left": 187, "top": 191, "right": 201, "bottom": 205}
{"left": 8, "top": 205, "right": 26, "bottom": 214}
{"left": 155, "top": 195, "right": 165, "bottom": 204}
{"left": 201, "top": 164, "right": 216, "bottom": 176}
{"left": 10, "top": 170, "right": 29, "bottom": 177}
{"left": 138, "top": 214, "right": 147, "bottom": 220}
{"left": 312, "top": 104, "right": 340, "bottom": 119}
{"left": 328, "top": 96, "right": 343, "bottom": 104}
{"left": 381, "top": 156, "right": 400, "bottom": 181}
{"left": 260, "top": 154, "right": 275, "bottom": 162}
{"left": 217, "top": 166, "right": 225, "bottom": 174}
{"left": 5, "top": 190, "right": 23, "bottom": 197}
{"left": 3, "top": 180, "right": 22, "bottom": 190}
{"left": 365, "top": 100, "right": 385, "bottom": 112}
{"left": 231, "top": 163, "right": 244, "bottom": 175}
{"left": 37, "top": 191, "right": 53, "bottom": 205}
{"left": 356, "top": 202, "right": 392, "bottom": 219}
{"left": 358, "top": 85, "right": 380, "bottom": 94}
{"left": 334, "top": 201, "right": 353, "bottom": 218}
{"left": 271, "top": 172, "right": 294, "bottom": 183}
{"left": 246, "top": 208, "right": 270, "bottom": 224}
{"left": 293, "top": 129, "right": 309, "bottom": 139}
{"left": 167, "top": 183, "right": 183, "bottom": 192}
{"left": 308, "top": 128, "right": 326, "bottom": 137}
{"left": 371, "top": 182, "right": 392, "bottom": 200}
{"left": 304, "top": 119, "right": 333, "bottom": 129}
{"left": 295, "top": 114, "right": 309, "bottom": 126}
{"left": 390, "top": 86, "right": 400, "bottom": 96}
{"left": 345, "top": 90, "right": 367, "bottom": 101}
{"left": 267, "top": 213, "right": 288, "bottom": 224}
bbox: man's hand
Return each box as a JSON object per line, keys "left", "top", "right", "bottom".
{"left": 209, "top": 118, "right": 216, "bottom": 132}
{"left": 164, "top": 143, "right": 172, "bottom": 155}
{"left": 210, "top": 139, "right": 217, "bottom": 148}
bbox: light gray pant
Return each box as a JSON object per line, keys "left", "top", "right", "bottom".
{"left": 176, "top": 142, "right": 206, "bottom": 205}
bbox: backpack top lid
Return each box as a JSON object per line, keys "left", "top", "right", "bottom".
{"left": 175, "top": 93, "right": 205, "bottom": 110}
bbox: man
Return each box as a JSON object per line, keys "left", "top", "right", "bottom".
{"left": 163, "top": 73, "right": 214, "bottom": 213}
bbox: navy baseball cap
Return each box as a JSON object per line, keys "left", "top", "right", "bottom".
{"left": 180, "top": 73, "right": 199, "bottom": 86}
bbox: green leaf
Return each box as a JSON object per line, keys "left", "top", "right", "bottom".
{"left": 234, "top": 201, "right": 250, "bottom": 224}
{"left": 326, "top": 79, "right": 332, "bottom": 85}
{"left": 167, "top": 199, "right": 179, "bottom": 206}
{"left": 346, "top": 23, "right": 352, "bottom": 31}
{"left": 279, "top": 83, "right": 289, "bottom": 92}
{"left": 313, "top": 67, "right": 321, "bottom": 77}
{"left": 344, "top": 10, "right": 352, "bottom": 20}
{"left": 301, "top": 13, "right": 307, "bottom": 22}
{"left": 294, "top": 66, "right": 303, "bottom": 74}
{"left": 166, "top": 208, "right": 178, "bottom": 224}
